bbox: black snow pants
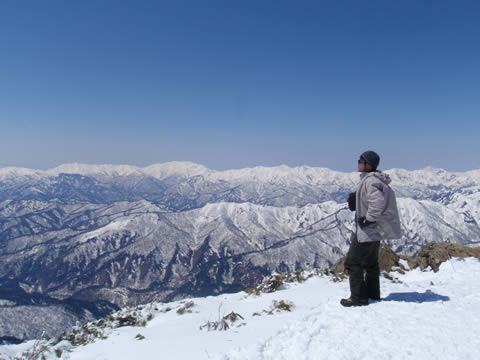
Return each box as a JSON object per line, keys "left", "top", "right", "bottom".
{"left": 344, "top": 234, "right": 381, "bottom": 302}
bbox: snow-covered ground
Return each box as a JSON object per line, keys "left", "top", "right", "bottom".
{"left": 2, "top": 257, "right": 479, "bottom": 360}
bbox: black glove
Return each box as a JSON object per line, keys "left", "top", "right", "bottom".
{"left": 347, "top": 192, "right": 356, "bottom": 211}
{"left": 358, "top": 216, "right": 376, "bottom": 229}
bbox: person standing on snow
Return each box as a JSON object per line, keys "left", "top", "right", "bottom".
{"left": 341, "top": 151, "right": 402, "bottom": 307}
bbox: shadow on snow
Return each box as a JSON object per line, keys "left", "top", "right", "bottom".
{"left": 382, "top": 290, "right": 450, "bottom": 303}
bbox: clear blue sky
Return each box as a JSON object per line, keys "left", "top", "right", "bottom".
{"left": 1, "top": 0, "right": 479, "bottom": 171}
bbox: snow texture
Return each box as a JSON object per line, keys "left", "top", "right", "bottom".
{"left": 2, "top": 257, "right": 478, "bottom": 360}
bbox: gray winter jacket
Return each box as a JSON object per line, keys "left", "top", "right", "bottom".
{"left": 355, "top": 171, "right": 402, "bottom": 243}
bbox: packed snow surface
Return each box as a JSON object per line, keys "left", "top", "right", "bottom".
{"left": 3, "top": 257, "right": 479, "bottom": 360}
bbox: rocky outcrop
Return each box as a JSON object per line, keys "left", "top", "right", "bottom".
{"left": 334, "top": 241, "right": 480, "bottom": 274}
{"left": 412, "top": 242, "right": 480, "bottom": 272}
{"left": 333, "top": 243, "right": 413, "bottom": 274}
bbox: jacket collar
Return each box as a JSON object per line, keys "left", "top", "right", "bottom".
{"left": 359, "top": 171, "right": 392, "bottom": 185}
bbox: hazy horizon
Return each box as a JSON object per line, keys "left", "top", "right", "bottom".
{"left": 1, "top": 160, "right": 479, "bottom": 174}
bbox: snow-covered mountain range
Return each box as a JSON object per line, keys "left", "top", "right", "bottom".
{"left": 2, "top": 162, "right": 480, "bottom": 208}
{"left": 1, "top": 162, "right": 479, "bottom": 342}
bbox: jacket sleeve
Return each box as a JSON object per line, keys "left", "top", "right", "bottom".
{"left": 365, "top": 179, "right": 386, "bottom": 222}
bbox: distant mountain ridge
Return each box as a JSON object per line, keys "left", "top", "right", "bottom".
{"left": 2, "top": 161, "right": 480, "bottom": 183}
{"left": 1, "top": 162, "right": 479, "bottom": 341}
{"left": 2, "top": 162, "right": 480, "bottom": 208}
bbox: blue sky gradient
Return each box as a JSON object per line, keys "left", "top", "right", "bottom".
{"left": 1, "top": 0, "right": 479, "bottom": 171}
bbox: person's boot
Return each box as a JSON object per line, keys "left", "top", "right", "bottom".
{"left": 340, "top": 297, "right": 368, "bottom": 307}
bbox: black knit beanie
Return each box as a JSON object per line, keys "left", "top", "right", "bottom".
{"left": 360, "top": 151, "right": 380, "bottom": 169}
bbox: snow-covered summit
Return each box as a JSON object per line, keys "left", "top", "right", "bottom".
{"left": 46, "top": 163, "right": 143, "bottom": 177}
{"left": 143, "top": 161, "right": 212, "bottom": 179}
{"left": 0, "top": 167, "right": 39, "bottom": 179}
{"left": 387, "top": 166, "right": 472, "bottom": 187}
{"left": 2, "top": 256, "right": 479, "bottom": 360}
{"left": 0, "top": 162, "right": 214, "bottom": 181}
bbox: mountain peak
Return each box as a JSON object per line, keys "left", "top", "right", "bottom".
{"left": 0, "top": 167, "right": 39, "bottom": 180}
{"left": 142, "top": 161, "right": 213, "bottom": 179}
{"left": 45, "top": 163, "right": 143, "bottom": 177}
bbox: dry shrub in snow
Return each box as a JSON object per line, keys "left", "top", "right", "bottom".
{"left": 200, "top": 311, "right": 245, "bottom": 331}
{"left": 253, "top": 300, "right": 295, "bottom": 316}
{"left": 176, "top": 301, "right": 195, "bottom": 315}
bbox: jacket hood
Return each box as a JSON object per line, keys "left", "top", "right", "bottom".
{"left": 360, "top": 171, "right": 392, "bottom": 185}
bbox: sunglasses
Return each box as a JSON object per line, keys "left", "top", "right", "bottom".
{"left": 358, "top": 159, "right": 367, "bottom": 164}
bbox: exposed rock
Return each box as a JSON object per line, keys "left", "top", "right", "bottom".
{"left": 413, "top": 242, "right": 480, "bottom": 272}
{"left": 332, "top": 257, "right": 346, "bottom": 274}
{"left": 333, "top": 243, "right": 412, "bottom": 274}
{"left": 379, "top": 244, "right": 414, "bottom": 273}
{"left": 334, "top": 241, "right": 480, "bottom": 274}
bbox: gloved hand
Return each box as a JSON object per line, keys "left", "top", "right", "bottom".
{"left": 358, "top": 216, "right": 376, "bottom": 229}
{"left": 347, "top": 192, "right": 356, "bottom": 211}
